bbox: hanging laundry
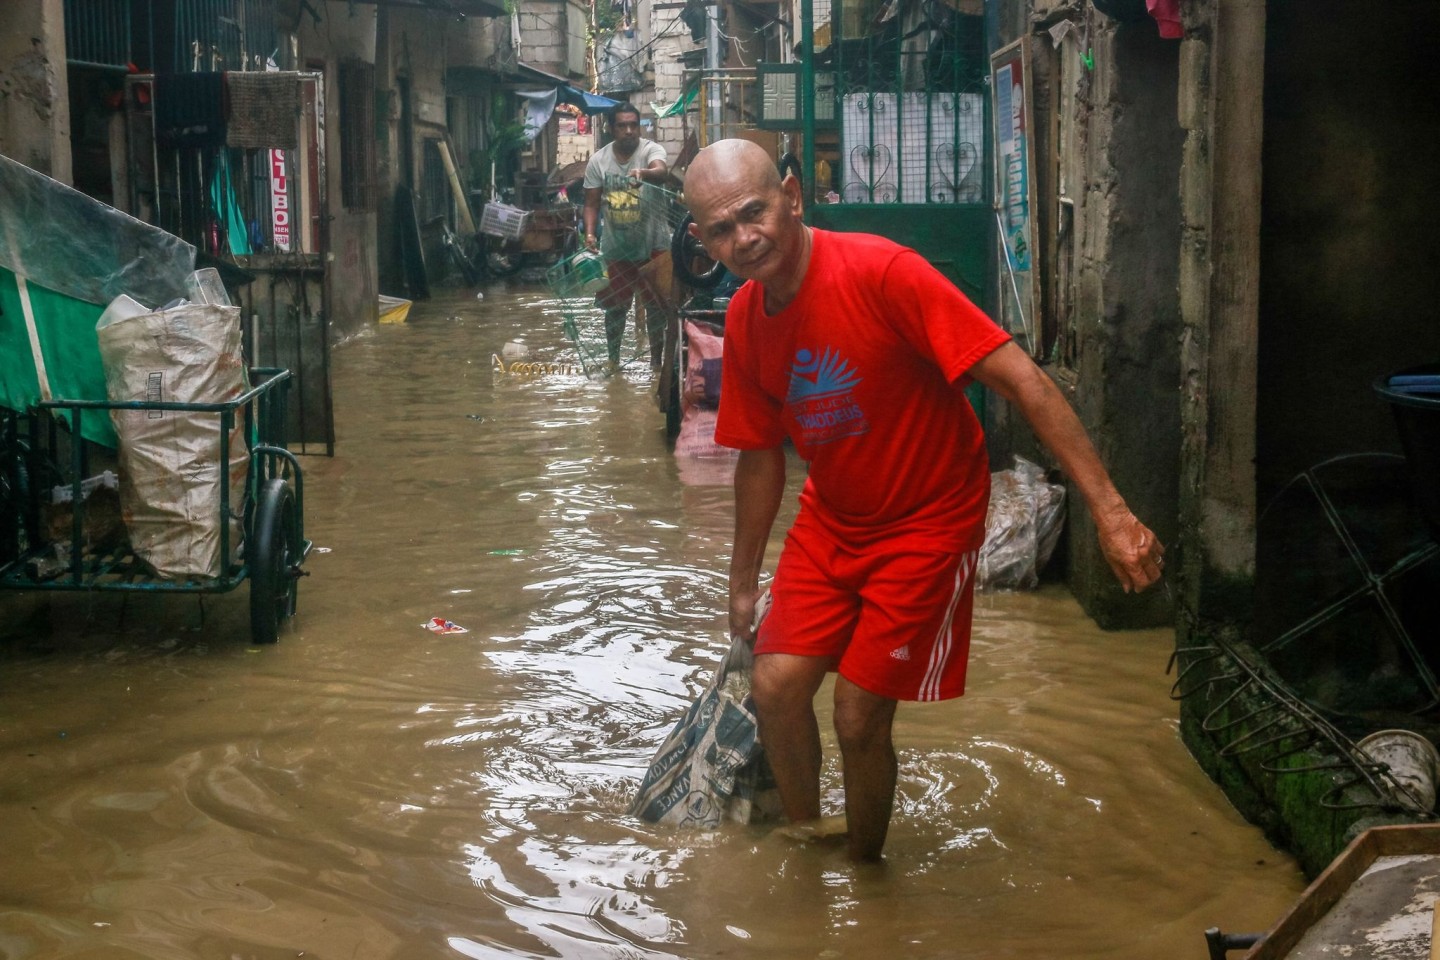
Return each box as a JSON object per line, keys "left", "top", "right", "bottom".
{"left": 1147, "top": 0, "right": 1183, "bottom": 38}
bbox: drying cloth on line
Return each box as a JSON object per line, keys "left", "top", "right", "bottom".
{"left": 1147, "top": 0, "right": 1183, "bottom": 38}
{"left": 226, "top": 72, "right": 301, "bottom": 149}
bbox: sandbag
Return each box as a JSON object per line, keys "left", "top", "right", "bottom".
{"left": 97, "top": 303, "right": 249, "bottom": 579}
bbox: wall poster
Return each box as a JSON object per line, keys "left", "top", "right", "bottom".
{"left": 990, "top": 37, "right": 1040, "bottom": 353}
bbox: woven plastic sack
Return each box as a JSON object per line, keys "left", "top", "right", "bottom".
{"left": 674, "top": 320, "right": 737, "bottom": 463}
{"left": 97, "top": 303, "right": 249, "bottom": 579}
{"left": 977, "top": 456, "right": 1067, "bottom": 590}
{"left": 629, "top": 592, "right": 782, "bottom": 827}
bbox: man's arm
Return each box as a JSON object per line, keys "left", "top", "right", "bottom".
{"left": 630, "top": 143, "right": 669, "bottom": 184}
{"left": 729, "top": 446, "right": 786, "bottom": 641}
{"left": 631, "top": 158, "right": 669, "bottom": 184}
{"left": 969, "top": 341, "right": 1165, "bottom": 593}
{"left": 583, "top": 186, "right": 602, "bottom": 251}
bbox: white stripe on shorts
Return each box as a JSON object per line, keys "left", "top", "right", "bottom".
{"left": 918, "top": 550, "right": 978, "bottom": 702}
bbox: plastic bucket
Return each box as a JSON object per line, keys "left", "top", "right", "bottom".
{"left": 1357, "top": 728, "right": 1439, "bottom": 813}
{"left": 569, "top": 251, "right": 608, "bottom": 295}
{"left": 1373, "top": 363, "right": 1440, "bottom": 542}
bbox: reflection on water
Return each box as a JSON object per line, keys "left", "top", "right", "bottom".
{"left": 0, "top": 287, "right": 1305, "bottom": 958}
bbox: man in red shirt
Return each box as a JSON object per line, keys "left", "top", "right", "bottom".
{"left": 685, "top": 139, "right": 1166, "bottom": 862}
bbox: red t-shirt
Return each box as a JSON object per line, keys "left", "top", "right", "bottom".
{"left": 714, "top": 229, "right": 1012, "bottom": 551}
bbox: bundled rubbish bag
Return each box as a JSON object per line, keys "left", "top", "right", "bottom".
{"left": 97, "top": 302, "right": 250, "bottom": 579}
{"left": 977, "top": 456, "right": 1067, "bottom": 590}
{"left": 630, "top": 592, "right": 782, "bottom": 827}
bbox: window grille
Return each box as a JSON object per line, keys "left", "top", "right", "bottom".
{"left": 420, "top": 139, "right": 451, "bottom": 225}
{"left": 828, "top": 0, "right": 988, "bottom": 205}
{"left": 339, "top": 60, "right": 376, "bottom": 211}
{"left": 64, "top": 0, "right": 133, "bottom": 70}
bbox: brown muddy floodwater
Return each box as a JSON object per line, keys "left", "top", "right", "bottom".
{"left": 0, "top": 287, "right": 1306, "bottom": 959}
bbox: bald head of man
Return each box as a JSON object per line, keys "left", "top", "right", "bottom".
{"left": 684, "top": 139, "right": 812, "bottom": 307}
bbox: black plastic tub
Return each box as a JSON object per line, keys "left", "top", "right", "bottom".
{"left": 1374, "top": 363, "right": 1440, "bottom": 542}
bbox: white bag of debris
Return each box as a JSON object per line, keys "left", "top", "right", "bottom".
{"left": 97, "top": 302, "right": 250, "bottom": 579}
{"left": 978, "top": 456, "right": 1067, "bottom": 590}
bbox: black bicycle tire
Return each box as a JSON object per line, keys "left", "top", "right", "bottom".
{"left": 670, "top": 213, "right": 724, "bottom": 290}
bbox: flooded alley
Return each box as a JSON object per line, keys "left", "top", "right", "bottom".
{"left": 1, "top": 288, "right": 1307, "bottom": 959}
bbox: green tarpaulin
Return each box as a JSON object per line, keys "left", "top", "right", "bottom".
{"left": 0, "top": 152, "right": 194, "bottom": 448}
{"left": 0, "top": 267, "right": 116, "bottom": 447}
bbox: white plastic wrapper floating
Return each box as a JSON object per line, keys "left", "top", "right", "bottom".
{"left": 97, "top": 303, "right": 250, "bottom": 579}
{"left": 630, "top": 590, "right": 782, "bottom": 827}
{"left": 978, "top": 455, "right": 1067, "bottom": 590}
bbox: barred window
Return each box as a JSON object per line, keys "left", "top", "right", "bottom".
{"left": 338, "top": 59, "right": 376, "bottom": 211}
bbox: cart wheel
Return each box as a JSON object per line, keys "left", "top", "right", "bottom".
{"left": 778, "top": 152, "right": 803, "bottom": 187}
{"left": 663, "top": 355, "right": 682, "bottom": 440}
{"left": 670, "top": 214, "right": 725, "bottom": 290}
{"left": 250, "top": 478, "right": 298, "bottom": 645}
{"left": 0, "top": 453, "right": 25, "bottom": 563}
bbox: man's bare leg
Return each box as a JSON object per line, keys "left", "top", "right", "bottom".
{"left": 752, "top": 652, "right": 830, "bottom": 823}
{"left": 833, "top": 677, "right": 898, "bottom": 862}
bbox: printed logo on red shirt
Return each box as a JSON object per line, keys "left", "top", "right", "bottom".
{"left": 786, "top": 347, "right": 870, "bottom": 447}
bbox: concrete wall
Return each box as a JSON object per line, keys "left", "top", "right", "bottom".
{"left": 649, "top": 19, "right": 696, "bottom": 161}
{"left": 1065, "top": 19, "right": 1184, "bottom": 628}
{"left": 987, "top": 3, "right": 1184, "bottom": 629}
{"left": 374, "top": 7, "right": 452, "bottom": 298}
{"left": 300, "top": 2, "right": 379, "bottom": 342}
{"left": 519, "top": 0, "right": 570, "bottom": 77}
{"left": 0, "top": 0, "right": 71, "bottom": 183}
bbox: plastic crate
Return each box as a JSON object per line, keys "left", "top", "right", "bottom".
{"left": 479, "top": 202, "right": 529, "bottom": 240}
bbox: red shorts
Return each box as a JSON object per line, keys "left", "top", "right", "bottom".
{"left": 756, "top": 525, "right": 980, "bottom": 702}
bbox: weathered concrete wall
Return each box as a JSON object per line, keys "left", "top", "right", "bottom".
{"left": 1175, "top": 0, "right": 1263, "bottom": 630}
{"left": 1255, "top": 3, "right": 1440, "bottom": 500}
{"left": 374, "top": 7, "right": 450, "bottom": 299}
{"left": 519, "top": 1, "right": 570, "bottom": 77}
{"left": 987, "top": 3, "right": 1183, "bottom": 629}
{"left": 0, "top": 0, "right": 71, "bottom": 183}
{"left": 649, "top": 17, "right": 696, "bottom": 161}
{"left": 301, "top": 2, "right": 379, "bottom": 342}
{"left": 1067, "top": 18, "right": 1184, "bottom": 629}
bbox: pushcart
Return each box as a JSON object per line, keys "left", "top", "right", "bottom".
{"left": 0, "top": 367, "right": 311, "bottom": 645}
{"left": 659, "top": 212, "right": 729, "bottom": 438}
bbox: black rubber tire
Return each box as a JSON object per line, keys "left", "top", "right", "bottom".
{"left": 0, "top": 453, "right": 26, "bottom": 564}
{"left": 670, "top": 213, "right": 725, "bottom": 290}
{"left": 663, "top": 337, "right": 682, "bottom": 441}
{"left": 778, "top": 152, "right": 803, "bottom": 187}
{"left": 249, "top": 478, "right": 297, "bottom": 645}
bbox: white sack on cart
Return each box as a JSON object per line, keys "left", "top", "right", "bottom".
{"left": 977, "top": 456, "right": 1067, "bottom": 590}
{"left": 97, "top": 302, "right": 249, "bottom": 579}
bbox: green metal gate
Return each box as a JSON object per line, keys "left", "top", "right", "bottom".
{"left": 796, "top": 0, "right": 994, "bottom": 319}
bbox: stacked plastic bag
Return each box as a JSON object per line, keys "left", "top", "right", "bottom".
{"left": 977, "top": 456, "right": 1067, "bottom": 590}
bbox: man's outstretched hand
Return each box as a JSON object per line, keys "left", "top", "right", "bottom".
{"left": 1096, "top": 508, "right": 1166, "bottom": 593}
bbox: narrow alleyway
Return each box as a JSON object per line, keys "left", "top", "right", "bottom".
{"left": 0, "top": 288, "right": 1305, "bottom": 958}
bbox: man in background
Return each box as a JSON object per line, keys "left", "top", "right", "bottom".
{"left": 583, "top": 103, "right": 669, "bottom": 368}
